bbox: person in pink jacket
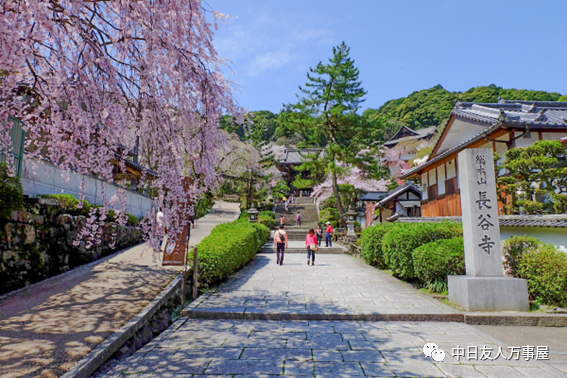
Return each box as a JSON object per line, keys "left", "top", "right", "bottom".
{"left": 305, "top": 228, "right": 318, "bottom": 265}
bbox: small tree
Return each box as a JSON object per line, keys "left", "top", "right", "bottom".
{"left": 497, "top": 140, "right": 567, "bottom": 214}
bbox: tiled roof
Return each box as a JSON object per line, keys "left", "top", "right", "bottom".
{"left": 383, "top": 126, "right": 436, "bottom": 147}
{"left": 453, "top": 100, "right": 567, "bottom": 127}
{"left": 359, "top": 192, "right": 388, "bottom": 201}
{"left": 400, "top": 100, "right": 567, "bottom": 179}
{"left": 376, "top": 182, "right": 421, "bottom": 207}
{"left": 279, "top": 149, "right": 323, "bottom": 164}
{"left": 398, "top": 215, "right": 567, "bottom": 228}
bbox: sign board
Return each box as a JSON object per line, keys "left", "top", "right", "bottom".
{"left": 162, "top": 177, "right": 192, "bottom": 266}
{"left": 365, "top": 202, "right": 375, "bottom": 228}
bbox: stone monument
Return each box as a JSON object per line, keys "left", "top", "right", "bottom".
{"left": 448, "top": 148, "right": 529, "bottom": 312}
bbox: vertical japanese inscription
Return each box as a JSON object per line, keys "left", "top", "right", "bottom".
{"left": 474, "top": 154, "right": 495, "bottom": 254}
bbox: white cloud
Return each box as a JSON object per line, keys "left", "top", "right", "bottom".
{"left": 247, "top": 51, "right": 292, "bottom": 76}
{"left": 213, "top": 12, "right": 334, "bottom": 78}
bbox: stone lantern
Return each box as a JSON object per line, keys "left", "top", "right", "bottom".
{"left": 247, "top": 205, "right": 259, "bottom": 223}
{"left": 345, "top": 208, "right": 358, "bottom": 241}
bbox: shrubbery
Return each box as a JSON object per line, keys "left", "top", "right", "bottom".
{"left": 319, "top": 208, "right": 340, "bottom": 228}
{"left": 503, "top": 235, "right": 567, "bottom": 307}
{"left": 193, "top": 220, "right": 269, "bottom": 287}
{"left": 382, "top": 221, "right": 462, "bottom": 279}
{"left": 413, "top": 238, "right": 465, "bottom": 292}
{"left": 360, "top": 223, "right": 397, "bottom": 267}
{"left": 258, "top": 210, "right": 276, "bottom": 229}
{"left": 502, "top": 235, "right": 540, "bottom": 277}
{"left": 0, "top": 162, "right": 25, "bottom": 219}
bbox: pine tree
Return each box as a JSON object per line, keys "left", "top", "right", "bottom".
{"left": 283, "top": 42, "right": 387, "bottom": 225}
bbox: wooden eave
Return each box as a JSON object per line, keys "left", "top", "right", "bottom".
{"left": 402, "top": 128, "right": 509, "bottom": 179}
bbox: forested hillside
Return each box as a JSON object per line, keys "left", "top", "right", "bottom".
{"left": 222, "top": 84, "right": 565, "bottom": 145}
{"left": 364, "top": 84, "right": 565, "bottom": 131}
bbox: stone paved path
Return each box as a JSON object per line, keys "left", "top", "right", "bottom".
{"left": 101, "top": 251, "right": 566, "bottom": 377}
{"left": 102, "top": 318, "right": 564, "bottom": 377}
{"left": 191, "top": 254, "right": 458, "bottom": 316}
{"left": 0, "top": 201, "right": 240, "bottom": 378}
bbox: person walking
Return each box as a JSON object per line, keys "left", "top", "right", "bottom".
{"left": 295, "top": 211, "right": 302, "bottom": 226}
{"left": 274, "top": 224, "right": 288, "bottom": 265}
{"left": 325, "top": 221, "right": 333, "bottom": 247}
{"left": 280, "top": 215, "right": 285, "bottom": 227}
{"left": 305, "top": 228, "right": 318, "bottom": 265}
{"left": 284, "top": 201, "right": 289, "bottom": 214}
{"left": 316, "top": 224, "right": 323, "bottom": 246}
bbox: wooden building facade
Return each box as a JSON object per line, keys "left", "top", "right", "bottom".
{"left": 401, "top": 100, "right": 567, "bottom": 217}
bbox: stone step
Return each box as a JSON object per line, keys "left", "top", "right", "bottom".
{"left": 260, "top": 247, "right": 346, "bottom": 254}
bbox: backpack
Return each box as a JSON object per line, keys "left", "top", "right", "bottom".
{"left": 276, "top": 231, "right": 285, "bottom": 243}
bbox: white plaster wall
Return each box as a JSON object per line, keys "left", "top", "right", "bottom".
{"left": 513, "top": 133, "right": 540, "bottom": 148}
{"left": 21, "top": 157, "right": 153, "bottom": 218}
{"left": 542, "top": 132, "right": 567, "bottom": 141}
{"left": 428, "top": 169, "right": 436, "bottom": 186}
{"left": 437, "top": 165, "right": 446, "bottom": 195}
{"left": 421, "top": 173, "right": 428, "bottom": 201}
{"left": 446, "top": 159, "right": 456, "bottom": 179}
{"left": 500, "top": 226, "right": 567, "bottom": 253}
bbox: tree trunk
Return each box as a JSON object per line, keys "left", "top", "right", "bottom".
{"left": 331, "top": 168, "right": 347, "bottom": 227}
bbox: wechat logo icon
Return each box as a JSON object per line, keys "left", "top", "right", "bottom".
{"left": 423, "top": 342, "right": 446, "bottom": 362}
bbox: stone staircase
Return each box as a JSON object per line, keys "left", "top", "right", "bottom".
{"left": 265, "top": 197, "right": 346, "bottom": 253}
{"left": 274, "top": 198, "right": 319, "bottom": 229}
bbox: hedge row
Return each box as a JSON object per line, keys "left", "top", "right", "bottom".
{"left": 360, "top": 221, "right": 463, "bottom": 291}
{"left": 503, "top": 236, "right": 567, "bottom": 308}
{"left": 193, "top": 218, "right": 269, "bottom": 287}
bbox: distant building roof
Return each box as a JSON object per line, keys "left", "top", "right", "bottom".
{"left": 383, "top": 126, "right": 436, "bottom": 148}
{"left": 278, "top": 148, "right": 323, "bottom": 165}
{"left": 359, "top": 192, "right": 388, "bottom": 201}
{"left": 400, "top": 100, "right": 567, "bottom": 179}
{"left": 398, "top": 214, "right": 567, "bottom": 228}
{"left": 376, "top": 182, "right": 421, "bottom": 208}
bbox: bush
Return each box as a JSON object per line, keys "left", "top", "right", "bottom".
{"left": 413, "top": 238, "right": 465, "bottom": 292}
{"left": 258, "top": 215, "right": 276, "bottom": 229}
{"left": 360, "top": 223, "right": 398, "bottom": 267}
{"left": 38, "top": 193, "right": 91, "bottom": 216}
{"left": 517, "top": 245, "right": 567, "bottom": 307}
{"left": 319, "top": 208, "right": 340, "bottom": 228}
{"left": 127, "top": 214, "right": 138, "bottom": 226}
{"left": 0, "top": 162, "right": 24, "bottom": 219}
{"left": 502, "top": 235, "right": 540, "bottom": 277}
{"left": 382, "top": 221, "right": 462, "bottom": 279}
{"left": 193, "top": 220, "right": 268, "bottom": 287}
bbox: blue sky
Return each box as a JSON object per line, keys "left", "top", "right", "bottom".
{"left": 205, "top": 0, "right": 566, "bottom": 113}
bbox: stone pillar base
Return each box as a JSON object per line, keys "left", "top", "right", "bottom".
{"left": 448, "top": 276, "right": 529, "bottom": 312}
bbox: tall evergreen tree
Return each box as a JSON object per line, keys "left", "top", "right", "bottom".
{"left": 283, "top": 42, "right": 387, "bottom": 224}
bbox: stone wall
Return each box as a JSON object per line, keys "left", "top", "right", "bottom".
{"left": 0, "top": 198, "right": 143, "bottom": 296}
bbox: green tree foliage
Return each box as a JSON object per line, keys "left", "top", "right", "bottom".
{"left": 364, "top": 84, "right": 563, "bottom": 134}
{"left": 0, "top": 163, "right": 24, "bottom": 219}
{"left": 220, "top": 111, "right": 280, "bottom": 142}
{"left": 497, "top": 140, "right": 567, "bottom": 214}
{"left": 283, "top": 42, "right": 384, "bottom": 224}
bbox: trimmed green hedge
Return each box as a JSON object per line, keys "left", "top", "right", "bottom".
{"left": 503, "top": 235, "right": 567, "bottom": 307}
{"left": 259, "top": 211, "right": 276, "bottom": 229}
{"left": 193, "top": 220, "right": 269, "bottom": 287}
{"left": 413, "top": 237, "right": 465, "bottom": 292}
{"left": 360, "top": 223, "right": 398, "bottom": 268}
{"left": 382, "top": 221, "right": 462, "bottom": 279}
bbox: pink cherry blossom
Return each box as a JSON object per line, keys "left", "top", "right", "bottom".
{"left": 1, "top": 0, "right": 241, "bottom": 252}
